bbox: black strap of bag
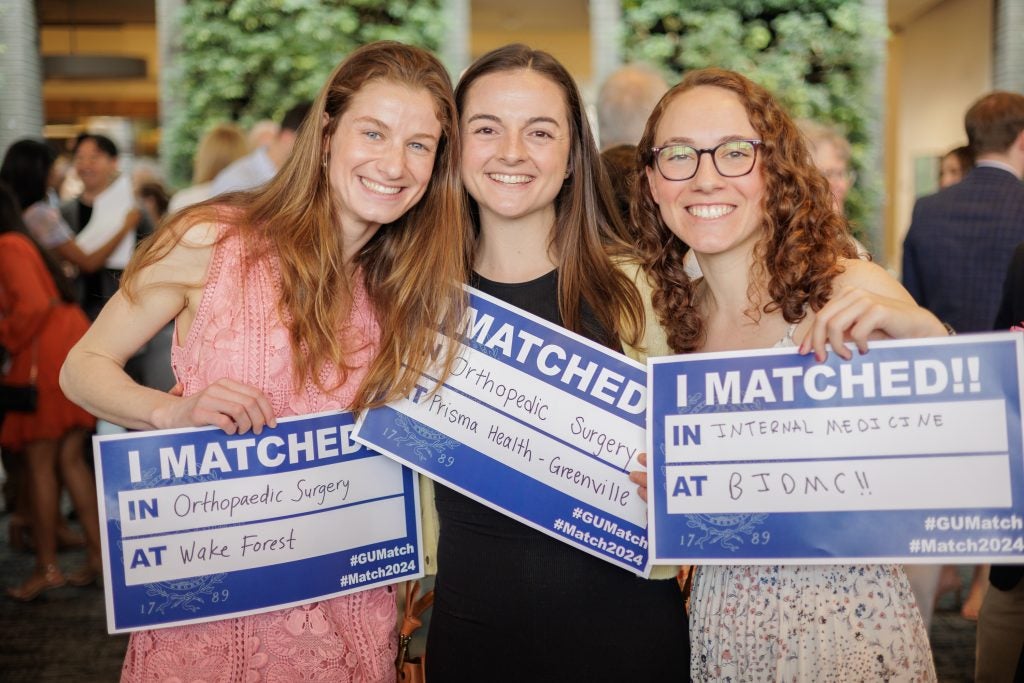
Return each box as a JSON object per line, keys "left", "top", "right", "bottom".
{"left": 0, "top": 338, "right": 39, "bottom": 413}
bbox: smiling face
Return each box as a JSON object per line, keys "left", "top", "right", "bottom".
{"left": 646, "top": 85, "right": 765, "bottom": 258}
{"left": 459, "top": 69, "right": 571, "bottom": 228}
{"left": 73, "top": 139, "right": 117, "bottom": 196}
{"left": 326, "top": 80, "right": 442, "bottom": 247}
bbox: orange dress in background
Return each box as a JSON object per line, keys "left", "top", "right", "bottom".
{"left": 0, "top": 232, "right": 94, "bottom": 449}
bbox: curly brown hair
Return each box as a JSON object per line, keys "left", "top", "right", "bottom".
{"left": 632, "top": 67, "right": 856, "bottom": 353}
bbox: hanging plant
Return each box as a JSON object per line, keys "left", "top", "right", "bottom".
{"left": 163, "top": 0, "right": 444, "bottom": 187}
{"left": 621, "top": 0, "right": 886, "bottom": 244}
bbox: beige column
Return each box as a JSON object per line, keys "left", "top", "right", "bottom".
{"left": 994, "top": 0, "right": 1024, "bottom": 92}
{"left": 443, "top": 0, "right": 471, "bottom": 76}
{"left": 590, "top": 0, "right": 622, "bottom": 86}
{"left": 156, "top": 0, "right": 185, "bottom": 182}
{"left": 863, "top": 0, "right": 888, "bottom": 264}
{"left": 0, "top": 0, "right": 44, "bottom": 154}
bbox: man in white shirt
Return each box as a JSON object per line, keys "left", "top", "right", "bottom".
{"left": 61, "top": 134, "right": 152, "bottom": 320}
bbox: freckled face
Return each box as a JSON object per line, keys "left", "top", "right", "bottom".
{"left": 459, "top": 69, "right": 571, "bottom": 227}
{"left": 327, "top": 80, "right": 442, "bottom": 242}
{"left": 646, "top": 86, "right": 765, "bottom": 258}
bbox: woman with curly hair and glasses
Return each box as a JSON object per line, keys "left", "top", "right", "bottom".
{"left": 631, "top": 68, "right": 942, "bottom": 681}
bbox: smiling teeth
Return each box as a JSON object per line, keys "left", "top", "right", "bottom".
{"left": 361, "top": 178, "right": 401, "bottom": 195}
{"left": 489, "top": 173, "right": 533, "bottom": 184}
{"left": 688, "top": 204, "right": 733, "bottom": 219}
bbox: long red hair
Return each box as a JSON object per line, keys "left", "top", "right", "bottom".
{"left": 124, "top": 41, "right": 471, "bottom": 408}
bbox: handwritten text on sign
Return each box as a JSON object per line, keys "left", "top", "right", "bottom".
{"left": 647, "top": 333, "right": 1024, "bottom": 564}
{"left": 95, "top": 411, "right": 422, "bottom": 633}
{"left": 355, "top": 287, "right": 650, "bottom": 574}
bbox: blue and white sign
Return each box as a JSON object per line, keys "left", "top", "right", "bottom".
{"left": 354, "top": 288, "right": 650, "bottom": 574}
{"left": 94, "top": 411, "right": 422, "bottom": 633}
{"left": 648, "top": 332, "right": 1024, "bottom": 564}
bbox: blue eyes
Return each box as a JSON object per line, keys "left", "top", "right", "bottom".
{"left": 360, "top": 130, "right": 432, "bottom": 154}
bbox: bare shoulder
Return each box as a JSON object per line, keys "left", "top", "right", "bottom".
{"left": 134, "top": 221, "right": 220, "bottom": 291}
{"left": 833, "top": 257, "right": 913, "bottom": 302}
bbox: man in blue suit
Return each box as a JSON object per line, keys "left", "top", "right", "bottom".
{"left": 902, "top": 91, "right": 1024, "bottom": 334}
{"left": 904, "top": 90, "right": 1024, "bottom": 682}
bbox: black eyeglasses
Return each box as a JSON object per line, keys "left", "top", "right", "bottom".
{"left": 651, "top": 139, "right": 763, "bottom": 181}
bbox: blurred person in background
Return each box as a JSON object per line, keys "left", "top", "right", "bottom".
{"left": 903, "top": 92, "right": 1024, "bottom": 334}
{"left": 130, "top": 156, "right": 166, "bottom": 192}
{"left": 246, "top": 119, "right": 279, "bottom": 151}
{"left": 799, "top": 119, "right": 856, "bottom": 216}
{"left": 135, "top": 177, "right": 179, "bottom": 394}
{"left": 167, "top": 123, "right": 248, "bottom": 214}
{"left": 597, "top": 63, "right": 668, "bottom": 151}
{"left": 939, "top": 144, "right": 974, "bottom": 189}
{"left": 137, "top": 182, "right": 170, "bottom": 227}
{"left": 1, "top": 139, "right": 140, "bottom": 284}
{"left": 209, "top": 102, "right": 313, "bottom": 195}
{"left": 0, "top": 182, "right": 102, "bottom": 600}
{"left": 600, "top": 143, "right": 637, "bottom": 237}
{"left": 799, "top": 119, "right": 871, "bottom": 259}
{"left": 928, "top": 145, "right": 980, "bottom": 623}
{"left": 902, "top": 94, "right": 1024, "bottom": 664}
{"left": 51, "top": 152, "right": 78, "bottom": 201}
{"left": 61, "top": 133, "right": 152, "bottom": 321}
{"left": 597, "top": 64, "right": 668, "bottom": 239}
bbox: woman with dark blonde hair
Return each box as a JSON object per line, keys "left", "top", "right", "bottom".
{"left": 61, "top": 41, "right": 469, "bottom": 681}
{"left": 422, "top": 43, "right": 689, "bottom": 681}
{"left": 167, "top": 123, "right": 249, "bottom": 213}
{"left": 633, "top": 68, "right": 941, "bottom": 680}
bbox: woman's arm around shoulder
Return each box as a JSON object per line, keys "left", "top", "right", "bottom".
{"left": 61, "top": 222, "right": 275, "bottom": 434}
{"left": 799, "top": 257, "right": 947, "bottom": 361}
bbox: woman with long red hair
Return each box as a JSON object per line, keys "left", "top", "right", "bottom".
{"left": 62, "top": 41, "right": 470, "bottom": 682}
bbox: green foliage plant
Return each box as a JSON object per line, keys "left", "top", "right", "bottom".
{"left": 621, "top": 0, "right": 886, "bottom": 244}
{"left": 164, "top": 0, "right": 444, "bottom": 187}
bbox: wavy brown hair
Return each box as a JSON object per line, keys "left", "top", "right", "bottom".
{"left": 123, "top": 41, "right": 471, "bottom": 408}
{"left": 455, "top": 44, "right": 643, "bottom": 349}
{"left": 633, "top": 67, "right": 856, "bottom": 354}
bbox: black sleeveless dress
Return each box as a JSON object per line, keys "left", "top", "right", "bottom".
{"left": 425, "top": 270, "right": 690, "bottom": 682}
